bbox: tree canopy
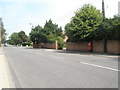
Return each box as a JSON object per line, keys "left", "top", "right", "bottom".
{"left": 8, "top": 31, "right": 28, "bottom": 45}
{"left": 8, "top": 32, "right": 19, "bottom": 45}
{"left": 29, "top": 19, "right": 64, "bottom": 49}
{"left": 29, "top": 25, "right": 48, "bottom": 44}
{"left": 0, "top": 18, "right": 7, "bottom": 44}
{"left": 94, "top": 15, "right": 120, "bottom": 40}
{"left": 65, "top": 4, "right": 103, "bottom": 42}
{"left": 18, "top": 31, "right": 28, "bottom": 44}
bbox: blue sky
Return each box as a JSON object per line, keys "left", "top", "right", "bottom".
{"left": 0, "top": 0, "right": 119, "bottom": 38}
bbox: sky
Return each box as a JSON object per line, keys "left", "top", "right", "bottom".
{"left": 0, "top": 0, "right": 119, "bottom": 38}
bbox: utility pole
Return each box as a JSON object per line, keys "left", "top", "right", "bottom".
{"left": 102, "top": 0, "right": 107, "bottom": 53}
{"left": 102, "top": 0, "right": 105, "bottom": 18}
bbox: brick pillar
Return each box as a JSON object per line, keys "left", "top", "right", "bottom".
{"left": 55, "top": 40, "right": 58, "bottom": 50}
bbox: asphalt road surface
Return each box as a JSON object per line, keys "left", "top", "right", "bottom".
{"left": 3, "top": 45, "right": 119, "bottom": 88}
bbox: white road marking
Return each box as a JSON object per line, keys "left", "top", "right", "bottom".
{"left": 81, "top": 62, "right": 119, "bottom": 72}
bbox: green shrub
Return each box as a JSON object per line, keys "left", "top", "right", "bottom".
{"left": 57, "top": 37, "right": 64, "bottom": 49}
{"left": 22, "top": 42, "right": 31, "bottom": 46}
{"left": 48, "top": 36, "right": 64, "bottom": 49}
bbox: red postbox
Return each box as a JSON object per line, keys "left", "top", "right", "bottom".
{"left": 88, "top": 42, "right": 92, "bottom": 52}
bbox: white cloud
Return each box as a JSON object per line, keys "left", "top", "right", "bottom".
{"left": 0, "top": 0, "right": 43, "bottom": 2}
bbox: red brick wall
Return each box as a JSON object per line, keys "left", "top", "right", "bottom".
{"left": 33, "top": 43, "right": 43, "bottom": 48}
{"left": 33, "top": 40, "right": 119, "bottom": 54}
{"left": 38, "top": 43, "right": 43, "bottom": 48}
{"left": 93, "top": 40, "right": 104, "bottom": 53}
{"left": 33, "top": 42, "right": 58, "bottom": 49}
{"left": 33, "top": 44, "right": 39, "bottom": 48}
{"left": 107, "top": 40, "right": 120, "bottom": 54}
{"left": 43, "top": 43, "right": 57, "bottom": 49}
{"left": 66, "top": 42, "right": 75, "bottom": 50}
{"left": 66, "top": 42, "right": 88, "bottom": 51}
{"left": 67, "top": 41, "right": 104, "bottom": 53}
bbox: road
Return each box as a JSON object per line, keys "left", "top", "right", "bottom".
{"left": 3, "top": 45, "right": 119, "bottom": 88}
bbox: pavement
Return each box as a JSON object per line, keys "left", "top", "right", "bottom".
{"left": 2, "top": 45, "right": 119, "bottom": 88}
{"left": 24, "top": 46, "right": 119, "bottom": 58}
{"left": 0, "top": 47, "right": 14, "bottom": 89}
{"left": 43, "top": 48, "right": 119, "bottom": 59}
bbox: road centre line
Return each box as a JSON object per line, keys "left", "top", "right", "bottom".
{"left": 81, "top": 62, "right": 119, "bottom": 72}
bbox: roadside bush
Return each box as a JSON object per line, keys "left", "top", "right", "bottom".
{"left": 56, "top": 37, "right": 64, "bottom": 49}
{"left": 22, "top": 42, "right": 31, "bottom": 46}
{"left": 48, "top": 36, "right": 64, "bottom": 49}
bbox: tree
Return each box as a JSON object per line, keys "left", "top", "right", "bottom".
{"left": 29, "top": 19, "right": 65, "bottom": 49}
{"left": 111, "top": 15, "right": 120, "bottom": 39}
{"left": 95, "top": 15, "right": 120, "bottom": 40}
{"left": 9, "top": 32, "right": 19, "bottom": 45}
{"left": 44, "top": 19, "right": 63, "bottom": 36}
{"left": 9, "top": 31, "right": 28, "bottom": 45}
{"left": 94, "top": 18, "right": 112, "bottom": 40}
{"left": 65, "top": 4, "right": 103, "bottom": 42}
{"left": 44, "top": 19, "right": 64, "bottom": 42}
{"left": 29, "top": 25, "right": 48, "bottom": 44}
{"left": 30, "top": 19, "right": 64, "bottom": 44}
{"left": 0, "top": 18, "right": 7, "bottom": 44}
{"left": 18, "top": 31, "right": 28, "bottom": 44}
{"left": 43, "top": 19, "right": 64, "bottom": 49}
